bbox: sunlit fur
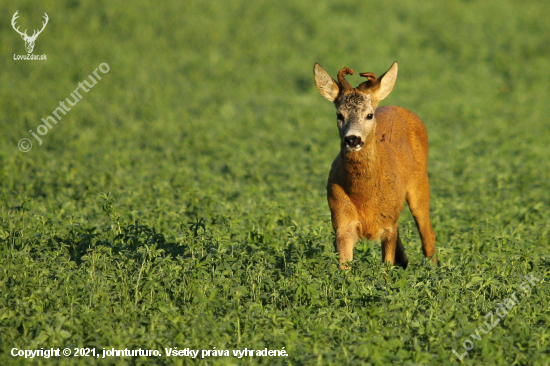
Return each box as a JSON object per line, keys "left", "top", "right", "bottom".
{"left": 314, "top": 62, "right": 436, "bottom": 269}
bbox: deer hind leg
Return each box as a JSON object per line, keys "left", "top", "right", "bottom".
{"left": 381, "top": 226, "right": 408, "bottom": 268}
{"left": 406, "top": 175, "right": 437, "bottom": 260}
{"left": 334, "top": 220, "right": 360, "bottom": 269}
{"left": 395, "top": 229, "right": 409, "bottom": 268}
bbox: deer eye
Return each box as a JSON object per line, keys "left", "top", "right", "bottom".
{"left": 337, "top": 113, "right": 344, "bottom": 121}
{"left": 366, "top": 113, "right": 374, "bottom": 120}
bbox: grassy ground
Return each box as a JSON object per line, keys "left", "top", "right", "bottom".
{"left": 1, "top": 0, "right": 549, "bottom": 364}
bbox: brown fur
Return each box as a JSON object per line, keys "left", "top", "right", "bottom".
{"left": 314, "top": 62, "right": 436, "bottom": 269}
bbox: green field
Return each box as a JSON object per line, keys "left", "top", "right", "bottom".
{"left": 1, "top": 0, "right": 549, "bottom": 364}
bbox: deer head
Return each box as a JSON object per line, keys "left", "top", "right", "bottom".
{"left": 314, "top": 62, "right": 398, "bottom": 152}
{"left": 12, "top": 11, "right": 49, "bottom": 54}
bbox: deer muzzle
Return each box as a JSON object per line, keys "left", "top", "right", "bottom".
{"left": 344, "top": 135, "right": 363, "bottom": 150}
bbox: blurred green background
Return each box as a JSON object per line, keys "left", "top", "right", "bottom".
{"left": 1, "top": 0, "right": 549, "bottom": 365}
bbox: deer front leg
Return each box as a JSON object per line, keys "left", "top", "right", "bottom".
{"left": 334, "top": 220, "right": 361, "bottom": 269}
{"left": 381, "top": 225, "right": 408, "bottom": 268}
{"left": 328, "top": 181, "right": 361, "bottom": 269}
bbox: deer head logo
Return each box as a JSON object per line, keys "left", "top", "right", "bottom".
{"left": 11, "top": 11, "right": 49, "bottom": 54}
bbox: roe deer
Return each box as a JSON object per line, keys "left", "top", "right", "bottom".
{"left": 313, "top": 62, "right": 436, "bottom": 269}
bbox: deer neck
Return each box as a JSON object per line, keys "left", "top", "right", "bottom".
{"left": 341, "top": 134, "right": 380, "bottom": 196}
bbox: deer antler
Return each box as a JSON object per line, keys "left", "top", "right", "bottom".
{"left": 357, "top": 72, "right": 378, "bottom": 91}
{"left": 337, "top": 67, "right": 355, "bottom": 94}
{"left": 11, "top": 11, "right": 29, "bottom": 38}
{"left": 28, "top": 13, "right": 49, "bottom": 40}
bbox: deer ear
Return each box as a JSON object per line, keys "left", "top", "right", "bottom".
{"left": 374, "top": 62, "right": 398, "bottom": 101}
{"left": 314, "top": 63, "right": 339, "bottom": 102}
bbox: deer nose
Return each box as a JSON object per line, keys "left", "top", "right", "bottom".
{"left": 345, "top": 135, "right": 363, "bottom": 148}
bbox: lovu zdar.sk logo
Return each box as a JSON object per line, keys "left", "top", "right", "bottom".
{"left": 12, "top": 10, "right": 48, "bottom": 61}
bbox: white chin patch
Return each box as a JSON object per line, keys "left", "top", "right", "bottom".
{"left": 346, "top": 146, "right": 362, "bottom": 152}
